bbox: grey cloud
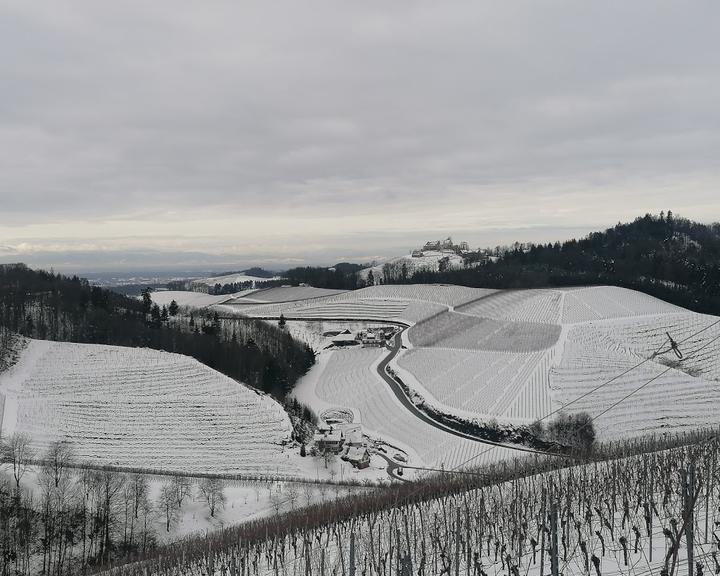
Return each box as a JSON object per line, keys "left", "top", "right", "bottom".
{"left": 0, "top": 1, "right": 718, "bottom": 262}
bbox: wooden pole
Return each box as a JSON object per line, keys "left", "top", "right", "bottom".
{"left": 685, "top": 462, "right": 695, "bottom": 576}
{"left": 349, "top": 531, "right": 355, "bottom": 576}
{"left": 455, "top": 508, "right": 461, "bottom": 576}
{"left": 550, "top": 503, "right": 560, "bottom": 576}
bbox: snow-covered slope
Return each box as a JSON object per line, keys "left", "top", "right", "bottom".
{"left": 395, "top": 286, "right": 720, "bottom": 436}
{"left": 360, "top": 250, "right": 464, "bottom": 282}
{"left": 150, "top": 290, "right": 235, "bottom": 309}
{"left": 0, "top": 340, "right": 298, "bottom": 476}
{"left": 237, "top": 284, "right": 720, "bottom": 448}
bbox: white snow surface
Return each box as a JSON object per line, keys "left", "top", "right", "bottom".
{"left": 150, "top": 290, "right": 234, "bottom": 309}
{"left": 0, "top": 340, "right": 300, "bottom": 476}
{"left": 293, "top": 348, "right": 523, "bottom": 470}
{"left": 360, "top": 251, "right": 465, "bottom": 281}
{"left": 256, "top": 284, "right": 720, "bottom": 444}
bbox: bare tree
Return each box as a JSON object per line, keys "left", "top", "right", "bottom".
{"left": 172, "top": 475, "right": 191, "bottom": 509}
{"left": 2, "top": 432, "right": 34, "bottom": 491}
{"left": 38, "top": 444, "right": 78, "bottom": 576}
{"left": 40, "top": 440, "right": 75, "bottom": 489}
{"left": 270, "top": 490, "right": 283, "bottom": 515}
{"left": 199, "top": 478, "right": 225, "bottom": 518}
{"left": 159, "top": 482, "right": 178, "bottom": 532}
{"left": 302, "top": 483, "right": 314, "bottom": 507}
{"left": 286, "top": 484, "right": 299, "bottom": 509}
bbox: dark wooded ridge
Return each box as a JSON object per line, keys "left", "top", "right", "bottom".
{"left": 0, "top": 264, "right": 315, "bottom": 399}
{"left": 408, "top": 212, "right": 720, "bottom": 315}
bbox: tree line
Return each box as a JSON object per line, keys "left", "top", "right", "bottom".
{"left": 0, "top": 264, "right": 315, "bottom": 399}
{"left": 0, "top": 433, "right": 231, "bottom": 575}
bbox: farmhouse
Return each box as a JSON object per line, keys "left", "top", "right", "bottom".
{"left": 331, "top": 330, "right": 358, "bottom": 347}
{"left": 344, "top": 426, "right": 364, "bottom": 447}
{"left": 314, "top": 428, "right": 345, "bottom": 454}
{"left": 344, "top": 446, "right": 370, "bottom": 469}
{"left": 361, "top": 330, "right": 383, "bottom": 347}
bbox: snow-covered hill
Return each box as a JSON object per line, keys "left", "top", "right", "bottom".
{"left": 206, "top": 284, "right": 720, "bottom": 466}
{"left": 0, "top": 340, "right": 299, "bottom": 476}
{"left": 359, "top": 250, "right": 465, "bottom": 282}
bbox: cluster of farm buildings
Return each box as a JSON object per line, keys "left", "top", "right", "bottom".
{"left": 328, "top": 326, "right": 398, "bottom": 348}
{"left": 312, "top": 423, "right": 371, "bottom": 469}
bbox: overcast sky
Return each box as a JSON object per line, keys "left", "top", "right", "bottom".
{"left": 1, "top": 1, "right": 719, "bottom": 272}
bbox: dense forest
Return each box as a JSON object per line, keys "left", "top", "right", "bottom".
{"left": 282, "top": 263, "right": 365, "bottom": 290}
{"left": 0, "top": 264, "right": 315, "bottom": 399}
{"left": 407, "top": 212, "right": 720, "bottom": 315}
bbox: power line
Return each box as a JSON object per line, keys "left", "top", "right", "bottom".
{"left": 399, "top": 318, "right": 720, "bottom": 479}
{"left": 539, "top": 317, "right": 720, "bottom": 422}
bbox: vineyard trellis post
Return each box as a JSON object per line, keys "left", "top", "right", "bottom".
{"left": 540, "top": 486, "right": 547, "bottom": 576}
{"left": 650, "top": 455, "right": 655, "bottom": 563}
{"left": 349, "top": 530, "right": 355, "bottom": 576}
{"left": 550, "top": 502, "right": 559, "bottom": 576}
{"left": 683, "top": 461, "right": 696, "bottom": 576}
{"left": 704, "top": 446, "right": 715, "bottom": 544}
{"left": 455, "top": 508, "right": 461, "bottom": 576}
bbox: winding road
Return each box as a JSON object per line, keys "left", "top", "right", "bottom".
{"left": 375, "top": 329, "right": 546, "bottom": 456}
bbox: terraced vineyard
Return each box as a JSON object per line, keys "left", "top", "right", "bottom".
{"left": 328, "top": 284, "right": 497, "bottom": 307}
{"left": 300, "top": 348, "right": 520, "bottom": 470}
{"left": 408, "top": 311, "right": 561, "bottom": 352}
{"left": 396, "top": 348, "right": 553, "bottom": 421}
{"left": 202, "top": 284, "right": 720, "bottom": 447}
{"left": 550, "top": 324, "right": 720, "bottom": 440}
{"left": 225, "top": 286, "right": 347, "bottom": 304}
{"left": 559, "top": 285, "right": 685, "bottom": 323}
{"left": 119, "top": 436, "right": 720, "bottom": 576}
{"left": 457, "top": 289, "right": 564, "bottom": 323}
{"left": 587, "top": 312, "right": 720, "bottom": 382}
{"left": 0, "top": 340, "right": 297, "bottom": 475}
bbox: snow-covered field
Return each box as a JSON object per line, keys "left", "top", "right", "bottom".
{"left": 398, "top": 287, "right": 720, "bottom": 436}
{"left": 328, "top": 284, "right": 496, "bottom": 307}
{"left": 0, "top": 340, "right": 299, "bottom": 476}
{"left": 409, "top": 311, "right": 561, "bottom": 351}
{"left": 551, "top": 320, "right": 720, "bottom": 440}
{"left": 6, "top": 283, "right": 717, "bottom": 484}
{"left": 293, "top": 348, "right": 520, "bottom": 471}
{"left": 259, "top": 284, "right": 720, "bottom": 448}
{"left": 396, "top": 348, "right": 553, "bottom": 422}
{"left": 225, "top": 286, "right": 347, "bottom": 304}
{"left": 150, "top": 290, "right": 233, "bottom": 309}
